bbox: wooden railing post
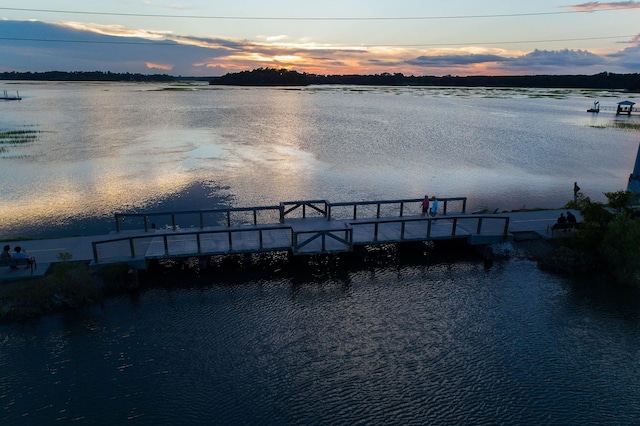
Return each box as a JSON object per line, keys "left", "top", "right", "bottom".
{"left": 129, "top": 238, "right": 136, "bottom": 257}
{"left": 476, "top": 217, "right": 483, "bottom": 234}
{"left": 92, "top": 242, "right": 99, "bottom": 263}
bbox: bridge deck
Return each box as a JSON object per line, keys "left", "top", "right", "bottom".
{"left": 0, "top": 198, "right": 581, "bottom": 281}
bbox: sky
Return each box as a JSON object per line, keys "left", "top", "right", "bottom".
{"left": 0, "top": 1, "right": 639, "bottom": 77}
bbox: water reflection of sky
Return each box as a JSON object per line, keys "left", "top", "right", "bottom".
{"left": 0, "top": 82, "right": 638, "bottom": 238}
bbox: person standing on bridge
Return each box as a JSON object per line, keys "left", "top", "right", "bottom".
{"left": 429, "top": 196, "right": 439, "bottom": 217}
{"left": 421, "top": 195, "right": 430, "bottom": 216}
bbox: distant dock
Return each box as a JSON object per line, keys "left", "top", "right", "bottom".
{"left": 587, "top": 99, "right": 638, "bottom": 115}
{"left": 1, "top": 90, "right": 21, "bottom": 101}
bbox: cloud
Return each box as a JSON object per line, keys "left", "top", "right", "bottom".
{"left": 606, "top": 44, "right": 640, "bottom": 67}
{"left": 562, "top": 1, "right": 640, "bottom": 11}
{"left": 1, "top": 20, "right": 639, "bottom": 76}
{"left": 406, "top": 54, "right": 508, "bottom": 67}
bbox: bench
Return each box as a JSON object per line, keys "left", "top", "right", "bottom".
{"left": 547, "top": 222, "right": 581, "bottom": 235}
{"left": 0, "top": 256, "right": 37, "bottom": 274}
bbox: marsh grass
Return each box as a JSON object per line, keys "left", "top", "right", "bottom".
{"left": 0, "top": 262, "right": 101, "bottom": 320}
{"left": 589, "top": 121, "right": 640, "bottom": 131}
{"left": 0, "top": 129, "right": 41, "bottom": 145}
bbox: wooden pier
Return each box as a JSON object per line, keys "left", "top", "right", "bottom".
{"left": 1, "top": 90, "right": 21, "bottom": 101}
{"left": 1, "top": 197, "right": 582, "bottom": 281}
{"left": 586, "top": 100, "right": 638, "bottom": 115}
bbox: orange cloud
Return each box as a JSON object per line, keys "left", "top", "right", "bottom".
{"left": 145, "top": 62, "right": 173, "bottom": 71}
{"left": 563, "top": 1, "right": 640, "bottom": 11}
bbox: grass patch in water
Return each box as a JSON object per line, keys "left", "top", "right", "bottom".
{"left": 589, "top": 121, "right": 640, "bottom": 131}
{"left": 0, "top": 129, "right": 41, "bottom": 144}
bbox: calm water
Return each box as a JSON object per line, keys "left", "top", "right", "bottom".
{"left": 2, "top": 83, "right": 640, "bottom": 424}
{"left": 0, "top": 82, "right": 638, "bottom": 238}
{"left": 2, "top": 257, "right": 640, "bottom": 424}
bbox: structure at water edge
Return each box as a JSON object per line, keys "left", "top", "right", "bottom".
{"left": 628, "top": 142, "right": 640, "bottom": 195}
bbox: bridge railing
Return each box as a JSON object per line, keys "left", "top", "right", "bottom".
{"left": 93, "top": 225, "right": 295, "bottom": 263}
{"left": 114, "top": 206, "right": 282, "bottom": 232}
{"left": 348, "top": 214, "right": 509, "bottom": 243}
{"left": 327, "top": 197, "right": 467, "bottom": 221}
{"left": 293, "top": 228, "right": 353, "bottom": 254}
{"left": 114, "top": 197, "right": 468, "bottom": 231}
{"left": 279, "top": 200, "right": 328, "bottom": 221}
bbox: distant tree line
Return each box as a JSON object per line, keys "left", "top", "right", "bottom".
{"left": 210, "top": 67, "right": 640, "bottom": 90}
{"left": 0, "top": 71, "right": 206, "bottom": 82}
{"left": 3, "top": 69, "right": 640, "bottom": 89}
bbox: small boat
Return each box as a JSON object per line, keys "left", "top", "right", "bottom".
{"left": 587, "top": 100, "right": 599, "bottom": 113}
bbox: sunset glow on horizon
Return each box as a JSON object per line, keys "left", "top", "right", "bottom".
{"left": 1, "top": 1, "right": 639, "bottom": 77}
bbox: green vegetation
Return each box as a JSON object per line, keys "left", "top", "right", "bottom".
{"left": 0, "top": 71, "right": 181, "bottom": 82}
{"left": 210, "top": 68, "right": 640, "bottom": 89}
{"left": 0, "top": 262, "right": 99, "bottom": 320}
{"left": 540, "top": 191, "right": 640, "bottom": 286}
{"left": 589, "top": 122, "right": 640, "bottom": 131}
{"left": 0, "top": 261, "right": 133, "bottom": 321}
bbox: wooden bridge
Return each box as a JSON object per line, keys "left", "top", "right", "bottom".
{"left": 1, "top": 197, "right": 582, "bottom": 281}
{"left": 94, "top": 197, "right": 507, "bottom": 267}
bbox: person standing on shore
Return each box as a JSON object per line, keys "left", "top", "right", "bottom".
{"left": 573, "top": 182, "right": 581, "bottom": 201}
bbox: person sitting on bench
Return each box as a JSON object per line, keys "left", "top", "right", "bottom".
{"left": 1, "top": 244, "right": 11, "bottom": 264}
{"left": 12, "top": 246, "right": 33, "bottom": 269}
